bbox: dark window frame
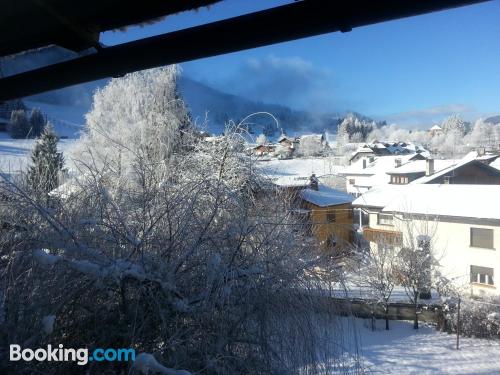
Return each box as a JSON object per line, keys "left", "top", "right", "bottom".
{"left": 326, "top": 211, "right": 336, "bottom": 223}
{"left": 470, "top": 227, "right": 494, "bottom": 249}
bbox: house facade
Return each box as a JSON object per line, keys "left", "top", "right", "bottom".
{"left": 354, "top": 184, "right": 500, "bottom": 296}
{"left": 299, "top": 185, "right": 355, "bottom": 252}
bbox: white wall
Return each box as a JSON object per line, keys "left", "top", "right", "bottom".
{"left": 364, "top": 209, "right": 500, "bottom": 296}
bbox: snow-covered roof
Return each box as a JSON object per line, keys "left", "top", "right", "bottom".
{"left": 351, "top": 146, "right": 374, "bottom": 156}
{"left": 410, "top": 152, "right": 478, "bottom": 184}
{"left": 372, "top": 142, "right": 387, "bottom": 149}
{"left": 299, "top": 134, "right": 324, "bottom": 142}
{"left": 277, "top": 135, "right": 295, "bottom": 143}
{"left": 354, "top": 184, "right": 500, "bottom": 220}
{"left": 272, "top": 175, "right": 310, "bottom": 187}
{"left": 490, "top": 158, "right": 500, "bottom": 171}
{"left": 352, "top": 185, "right": 406, "bottom": 208}
{"left": 257, "top": 158, "right": 343, "bottom": 179}
{"left": 385, "top": 159, "right": 456, "bottom": 175}
{"left": 340, "top": 154, "right": 418, "bottom": 176}
{"left": 300, "top": 185, "right": 354, "bottom": 207}
{"left": 476, "top": 153, "right": 500, "bottom": 162}
{"left": 430, "top": 125, "right": 442, "bottom": 130}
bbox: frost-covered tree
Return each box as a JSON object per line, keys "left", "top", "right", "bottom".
{"left": 357, "top": 243, "right": 398, "bottom": 330}
{"left": 256, "top": 133, "right": 267, "bottom": 145}
{"left": 397, "top": 232, "right": 437, "bottom": 329}
{"left": 8, "top": 109, "right": 30, "bottom": 138}
{"left": 468, "top": 119, "right": 496, "bottom": 149}
{"left": 441, "top": 114, "right": 469, "bottom": 136}
{"left": 297, "top": 135, "right": 325, "bottom": 157}
{"left": 0, "top": 66, "right": 353, "bottom": 375}
{"left": 27, "top": 123, "right": 64, "bottom": 195}
{"left": 29, "top": 108, "right": 47, "bottom": 137}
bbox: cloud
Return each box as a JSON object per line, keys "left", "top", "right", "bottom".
{"left": 218, "top": 55, "right": 341, "bottom": 111}
{"left": 382, "top": 103, "right": 478, "bottom": 127}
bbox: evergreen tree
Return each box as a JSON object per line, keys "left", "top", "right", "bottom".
{"left": 29, "top": 108, "right": 46, "bottom": 137}
{"left": 8, "top": 109, "right": 30, "bottom": 138}
{"left": 27, "top": 123, "right": 64, "bottom": 195}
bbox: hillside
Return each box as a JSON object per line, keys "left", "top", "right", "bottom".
{"left": 1, "top": 46, "right": 381, "bottom": 139}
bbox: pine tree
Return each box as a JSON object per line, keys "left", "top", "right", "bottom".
{"left": 29, "top": 108, "right": 46, "bottom": 137}
{"left": 27, "top": 123, "right": 64, "bottom": 195}
{"left": 8, "top": 109, "right": 30, "bottom": 138}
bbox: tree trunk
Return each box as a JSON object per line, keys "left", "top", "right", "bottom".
{"left": 414, "top": 291, "right": 419, "bottom": 329}
{"left": 384, "top": 305, "right": 389, "bottom": 330}
{"left": 371, "top": 306, "right": 375, "bottom": 331}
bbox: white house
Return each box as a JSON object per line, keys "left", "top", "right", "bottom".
{"left": 339, "top": 154, "right": 426, "bottom": 196}
{"left": 353, "top": 184, "right": 500, "bottom": 296}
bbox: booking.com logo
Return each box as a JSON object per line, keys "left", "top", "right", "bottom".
{"left": 10, "top": 344, "right": 136, "bottom": 366}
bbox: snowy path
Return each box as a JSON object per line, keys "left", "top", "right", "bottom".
{"left": 355, "top": 319, "right": 500, "bottom": 375}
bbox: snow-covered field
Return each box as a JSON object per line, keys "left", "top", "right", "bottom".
{"left": 257, "top": 157, "right": 344, "bottom": 178}
{"left": 353, "top": 318, "right": 500, "bottom": 375}
{"left": 0, "top": 133, "right": 76, "bottom": 175}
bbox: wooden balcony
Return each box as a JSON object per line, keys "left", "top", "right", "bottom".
{"left": 362, "top": 227, "right": 402, "bottom": 245}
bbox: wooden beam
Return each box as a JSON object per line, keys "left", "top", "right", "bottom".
{"left": 0, "top": 0, "right": 489, "bottom": 101}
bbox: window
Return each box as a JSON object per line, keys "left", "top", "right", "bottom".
{"left": 391, "top": 175, "right": 408, "bottom": 184}
{"left": 470, "top": 228, "right": 494, "bottom": 249}
{"left": 349, "top": 178, "right": 355, "bottom": 185}
{"left": 327, "top": 235, "right": 337, "bottom": 248}
{"left": 326, "top": 212, "right": 336, "bottom": 223}
{"left": 470, "top": 265, "right": 494, "bottom": 286}
{"left": 377, "top": 213, "right": 393, "bottom": 226}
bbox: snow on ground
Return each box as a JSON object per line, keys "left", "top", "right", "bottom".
{"left": 0, "top": 135, "right": 76, "bottom": 176}
{"left": 351, "top": 318, "right": 500, "bottom": 375}
{"left": 257, "top": 157, "right": 344, "bottom": 178}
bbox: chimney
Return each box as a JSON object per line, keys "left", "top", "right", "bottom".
{"left": 362, "top": 159, "right": 367, "bottom": 169}
{"left": 395, "top": 158, "right": 402, "bottom": 168}
{"left": 309, "top": 174, "right": 319, "bottom": 191}
{"left": 425, "top": 159, "right": 434, "bottom": 176}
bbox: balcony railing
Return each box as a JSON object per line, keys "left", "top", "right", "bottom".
{"left": 362, "top": 227, "right": 402, "bottom": 245}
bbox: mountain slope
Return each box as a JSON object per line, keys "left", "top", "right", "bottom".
{"left": 2, "top": 46, "right": 377, "bottom": 139}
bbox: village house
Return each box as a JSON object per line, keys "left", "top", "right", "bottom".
{"left": 429, "top": 124, "right": 443, "bottom": 136}
{"left": 408, "top": 154, "right": 500, "bottom": 185}
{"left": 270, "top": 174, "right": 355, "bottom": 252}
{"left": 353, "top": 184, "right": 500, "bottom": 296}
{"left": 298, "top": 182, "right": 355, "bottom": 252}
{"left": 387, "top": 158, "right": 456, "bottom": 185}
{"left": 349, "top": 143, "right": 391, "bottom": 164}
{"left": 277, "top": 134, "right": 297, "bottom": 149}
{"left": 349, "top": 142, "right": 427, "bottom": 164}
{"left": 252, "top": 143, "right": 276, "bottom": 157}
{"left": 339, "top": 154, "right": 427, "bottom": 196}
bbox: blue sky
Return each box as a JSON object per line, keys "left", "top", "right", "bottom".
{"left": 101, "top": 0, "right": 500, "bottom": 127}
